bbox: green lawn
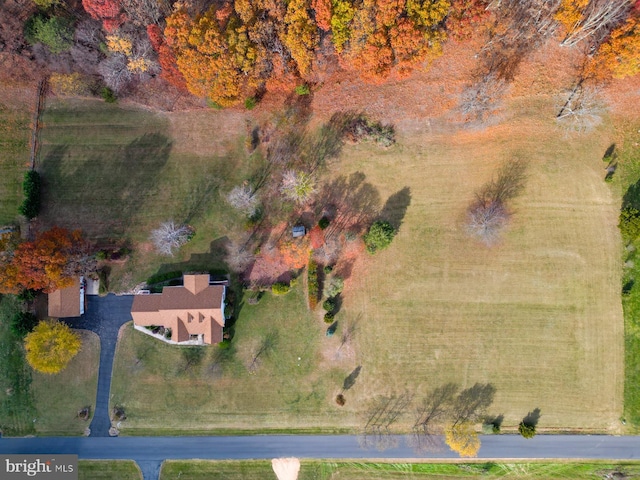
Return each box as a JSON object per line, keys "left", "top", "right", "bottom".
{"left": 38, "top": 98, "right": 250, "bottom": 290}
{"left": 0, "top": 296, "right": 36, "bottom": 436}
{"left": 31, "top": 330, "right": 100, "bottom": 435}
{"left": 611, "top": 119, "right": 640, "bottom": 429}
{"left": 0, "top": 101, "right": 30, "bottom": 224}
{"left": 78, "top": 460, "right": 141, "bottom": 480}
{"left": 0, "top": 295, "right": 100, "bottom": 436}
{"left": 110, "top": 284, "right": 348, "bottom": 434}
{"left": 160, "top": 460, "right": 640, "bottom": 479}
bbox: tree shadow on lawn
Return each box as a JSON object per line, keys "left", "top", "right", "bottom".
{"left": 378, "top": 186, "right": 411, "bottom": 232}
{"left": 39, "top": 133, "right": 172, "bottom": 239}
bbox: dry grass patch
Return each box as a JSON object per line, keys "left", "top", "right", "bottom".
{"left": 340, "top": 96, "right": 623, "bottom": 432}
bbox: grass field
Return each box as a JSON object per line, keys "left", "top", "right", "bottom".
{"left": 336, "top": 97, "right": 624, "bottom": 432}
{"left": 38, "top": 98, "right": 249, "bottom": 290}
{"left": 110, "top": 286, "right": 348, "bottom": 434}
{"left": 0, "top": 100, "right": 30, "bottom": 224}
{"left": 31, "top": 330, "right": 100, "bottom": 435}
{"left": 78, "top": 460, "right": 141, "bottom": 480}
{"left": 160, "top": 460, "right": 640, "bottom": 479}
{"left": 610, "top": 119, "right": 640, "bottom": 429}
{"left": 45, "top": 93, "right": 624, "bottom": 434}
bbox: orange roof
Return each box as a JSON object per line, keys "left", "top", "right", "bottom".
{"left": 131, "top": 274, "right": 225, "bottom": 344}
{"left": 48, "top": 277, "right": 81, "bottom": 318}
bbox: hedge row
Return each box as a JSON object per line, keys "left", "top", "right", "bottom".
{"left": 308, "top": 257, "right": 319, "bottom": 309}
{"left": 19, "top": 170, "right": 41, "bottom": 220}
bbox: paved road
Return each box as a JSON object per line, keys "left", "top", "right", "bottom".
{"left": 63, "top": 294, "right": 134, "bottom": 437}
{"left": 1, "top": 434, "right": 640, "bottom": 479}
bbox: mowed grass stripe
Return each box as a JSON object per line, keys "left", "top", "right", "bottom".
{"left": 344, "top": 98, "right": 622, "bottom": 431}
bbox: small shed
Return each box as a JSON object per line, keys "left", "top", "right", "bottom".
{"left": 292, "top": 225, "right": 306, "bottom": 238}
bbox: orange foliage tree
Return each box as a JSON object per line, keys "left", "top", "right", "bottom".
{"left": 445, "top": 0, "right": 492, "bottom": 41}
{"left": 278, "top": 240, "right": 310, "bottom": 269}
{"left": 334, "top": 0, "right": 450, "bottom": 82}
{"left": 0, "top": 227, "right": 90, "bottom": 294}
{"left": 589, "top": 4, "right": 640, "bottom": 78}
{"left": 164, "top": 4, "right": 259, "bottom": 107}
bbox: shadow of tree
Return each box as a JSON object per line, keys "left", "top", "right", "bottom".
{"left": 320, "top": 172, "right": 381, "bottom": 239}
{"left": 622, "top": 180, "right": 640, "bottom": 210}
{"left": 523, "top": 407, "right": 541, "bottom": 428}
{"left": 40, "top": 133, "right": 172, "bottom": 240}
{"left": 342, "top": 365, "right": 361, "bottom": 391}
{"left": 379, "top": 187, "right": 411, "bottom": 232}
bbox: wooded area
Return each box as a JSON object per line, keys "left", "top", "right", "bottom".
{"left": 1, "top": 0, "right": 638, "bottom": 107}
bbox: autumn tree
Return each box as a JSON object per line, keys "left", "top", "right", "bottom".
{"left": 588, "top": 5, "right": 640, "bottom": 78}
{"left": 0, "top": 227, "right": 94, "bottom": 294}
{"left": 445, "top": 422, "right": 480, "bottom": 457}
{"left": 165, "top": 3, "right": 261, "bottom": 107}
{"left": 334, "top": 0, "right": 450, "bottom": 81}
{"left": 313, "top": 0, "right": 333, "bottom": 30}
{"left": 24, "top": 320, "right": 81, "bottom": 374}
{"left": 556, "top": 0, "right": 633, "bottom": 47}
{"left": 282, "top": 0, "right": 319, "bottom": 76}
{"left": 146, "top": 24, "right": 188, "bottom": 91}
{"left": 82, "top": 0, "right": 126, "bottom": 32}
{"left": 445, "top": 0, "right": 492, "bottom": 41}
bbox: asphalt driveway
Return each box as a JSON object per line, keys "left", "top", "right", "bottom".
{"left": 64, "top": 294, "right": 133, "bottom": 437}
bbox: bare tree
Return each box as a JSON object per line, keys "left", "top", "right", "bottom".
{"left": 459, "top": 73, "right": 508, "bottom": 124}
{"left": 559, "top": 0, "right": 633, "bottom": 47}
{"left": 248, "top": 330, "right": 279, "bottom": 373}
{"left": 120, "top": 0, "right": 171, "bottom": 25}
{"left": 467, "top": 200, "right": 510, "bottom": 246}
{"left": 280, "top": 170, "right": 316, "bottom": 205}
{"left": 226, "top": 185, "right": 259, "bottom": 217}
{"left": 150, "top": 220, "right": 193, "bottom": 256}
{"left": 466, "top": 159, "right": 527, "bottom": 246}
{"left": 98, "top": 53, "right": 133, "bottom": 93}
{"left": 556, "top": 84, "right": 604, "bottom": 133}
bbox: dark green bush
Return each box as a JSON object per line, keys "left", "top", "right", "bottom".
{"left": 620, "top": 207, "right": 640, "bottom": 241}
{"left": 323, "top": 297, "right": 337, "bottom": 312}
{"left": 101, "top": 87, "right": 117, "bottom": 103}
{"left": 518, "top": 422, "right": 536, "bottom": 439}
{"left": 244, "top": 97, "right": 257, "bottom": 110}
{"left": 324, "top": 311, "right": 335, "bottom": 323}
{"left": 318, "top": 217, "right": 330, "bottom": 229}
{"left": 323, "top": 265, "right": 333, "bottom": 274}
{"left": 271, "top": 282, "right": 291, "bottom": 295}
{"left": 308, "top": 258, "right": 319, "bottom": 309}
{"left": 10, "top": 311, "right": 38, "bottom": 337}
{"left": 363, "top": 220, "right": 396, "bottom": 254}
{"left": 19, "top": 170, "right": 41, "bottom": 220}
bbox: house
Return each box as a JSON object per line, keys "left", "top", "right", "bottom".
{"left": 48, "top": 276, "right": 85, "bottom": 318}
{"left": 131, "top": 274, "right": 226, "bottom": 345}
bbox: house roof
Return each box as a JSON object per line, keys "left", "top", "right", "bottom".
{"left": 48, "top": 277, "right": 81, "bottom": 318}
{"left": 132, "top": 275, "right": 224, "bottom": 314}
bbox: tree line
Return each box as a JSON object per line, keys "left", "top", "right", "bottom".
{"left": 1, "top": 0, "right": 638, "bottom": 106}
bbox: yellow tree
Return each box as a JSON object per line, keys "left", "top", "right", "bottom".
{"left": 590, "top": 9, "right": 640, "bottom": 78}
{"left": 444, "top": 422, "right": 480, "bottom": 457}
{"left": 24, "top": 321, "right": 81, "bottom": 374}
{"left": 283, "top": 0, "right": 319, "bottom": 76}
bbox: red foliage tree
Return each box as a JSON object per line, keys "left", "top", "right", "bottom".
{"left": 446, "top": 0, "right": 492, "bottom": 41}
{"left": 146, "top": 24, "right": 188, "bottom": 92}
{"left": 309, "top": 225, "right": 325, "bottom": 249}
{"left": 82, "top": 0, "right": 126, "bottom": 32}
{"left": 0, "top": 227, "right": 90, "bottom": 294}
